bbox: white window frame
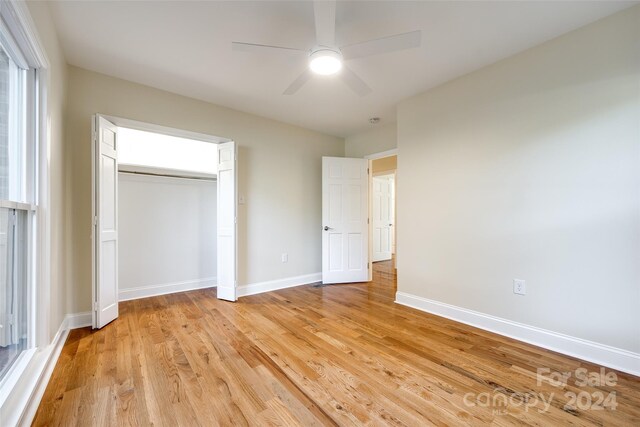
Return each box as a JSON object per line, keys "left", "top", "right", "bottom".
{"left": 0, "top": 0, "right": 50, "bottom": 413}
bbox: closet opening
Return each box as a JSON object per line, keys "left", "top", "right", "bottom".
{"left": 117, "top": 127, "right": 219, "bottom": 302}
{"left": 91, "top": 115, "right": 237, "bottom": 329}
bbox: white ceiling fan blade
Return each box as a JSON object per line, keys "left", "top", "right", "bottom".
{"left": 341, "top": 30, "right": 422, "bottom": 61}
{"left": 340, "top": 66, "right": 372, "bottom": 97}
{"left": 232, "top": 41, "right": 306, "bottom": 56}
{"left": 314, "top": 0, "right": 336, "bottom": 46}
{"left": 283, "top": 69, "right": 313, "bottom": 95}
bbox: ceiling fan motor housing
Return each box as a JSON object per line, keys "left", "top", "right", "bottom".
{"left": 309, "top": 48, "right": 343, "bottom": 75}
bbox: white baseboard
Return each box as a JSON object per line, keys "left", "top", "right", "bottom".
{"left": 15, "top": 322, "right": 68, "bottom": 427}
{"left": 119, "top": 277, "right": 217, "bottom": 302}
{"left": 395, "top": 292, "right": 640, "bottom": 377}
{"left": 238, "top": 272, "right": 322, "bottom": 297}
{"left": 65, "top": 311, "right": 92, "bottom": 329}
{"left": 2, "top": 312, "right": 104, "bottom": 426}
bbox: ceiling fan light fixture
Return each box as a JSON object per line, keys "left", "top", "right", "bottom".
{"left": 309, "top": 49, "right": 342, "bottom": 75}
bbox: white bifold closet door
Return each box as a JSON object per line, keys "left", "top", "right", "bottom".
{"left": 322, "top": 157, "right": 369, "bottom": 284}
{"left": 92, "top": 115, "right": 119, "bottom": 329}
{"left": 216, "top": 141, "right": 237, "bottom": 301}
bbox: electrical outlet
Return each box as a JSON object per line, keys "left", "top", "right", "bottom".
{"left": 513, "top": 279, "right": 526, "bottom": 295}
{"left": 281, "top": 253, "right": 288, "bottom": 263}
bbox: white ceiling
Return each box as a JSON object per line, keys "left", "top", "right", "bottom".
{"left": 49, "top": 1, "right": 635, "bottom": 137}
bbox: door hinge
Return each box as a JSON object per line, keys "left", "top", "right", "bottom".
{"left": 93, "top": 216, "right": 98, "bottom": 226}
{"left": 367, "top": 218, "right": 370, "bottom": 224}
{"left": 367, "top": 168, "right": 370, "bottom": 175}
{"left": 93, "top": 301, "right": 98, "bottom": 312}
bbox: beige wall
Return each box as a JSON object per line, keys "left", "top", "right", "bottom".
{"left": 345, "top": 123, "right": 397, "bottom": 158}
{"left": 33, "top": 1, "right": 639, "bottom": 356}
{"left": 26, "top": 1, "right": 68, "bottom": 340}
{"left": 372, "top": 156, "right": 397, "bottom": 174}
{"left": 397, "top": 6, "right": 640, "bottom": 353}
{"left": 65, "top": 66, "right": 344, "bottom": 313}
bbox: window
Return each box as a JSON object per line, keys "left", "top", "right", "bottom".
{"left": 0, "top": 38, "right": 35, "bottom": 383}
{"left": 0, "top": 46, "right": 27, "bottom": 201}
{"left": 0, "top": 208, "right": 28, "bottom": 380}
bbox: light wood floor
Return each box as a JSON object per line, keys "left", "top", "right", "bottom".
{"left": 34, "top": 261, "right": 639, "bottom": 426}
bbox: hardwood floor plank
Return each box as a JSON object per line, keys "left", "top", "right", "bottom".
{"left": 33, "top": 261, "right": 640, "bottom": 426}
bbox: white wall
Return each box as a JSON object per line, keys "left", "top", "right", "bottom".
{"left": 397, "top": 6, "right": 640, "bottom": 355}
{"left": 345, "top": 123, "right": 397, "bottom": 158}
{"left": 65, "top": 66, "right": 344, "bottom": 313}
{"left": 118, "top": 173, "right": 216, "bottom": 300}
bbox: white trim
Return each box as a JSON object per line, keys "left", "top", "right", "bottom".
{"left": 395, "top": 292, "right": 640, "bottom": 377}
{"left": 13, "top": 326, "right": 67, "bottom": 427}
{"left": 237, "top": 273, "right": 321, "bottom": 297}
{"left": 0, "top": 1, "right": 49, "bottom": 68}
{"left": 119, "top": 278, "right": 217, "bottom": 302}
{"left": 0, "top": 312, "right": 96, "bottom": 426}
{"left": 65, "top": 312, "right": 92, "bottom": 329}
{"left": 0, "top": 315, "right": 61, "bottom": 426}
{"left": 372, "top": 170, "right": 396, "bottom": 178}
{"left": 35, "top": 65, "right": 50, "bottom": 350}
{"left": 364, "top": 148, "right": 398, "bottom": 160}
{"left": 0, "top": 11, "right": 29, "bottom": 68}
{"left": 0, "top": 349, "right": 36, "bottom": 407}
{"left": 98, "top": 114, "right": 231, "bottom": 144}
{"left": 0, "top": 200, "right": 35, "bottom": 210}
{"left": 91, "top": 115, "right": 98, "bottom": 329}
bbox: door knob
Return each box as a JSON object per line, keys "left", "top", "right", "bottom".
{"left": 324, "top": 226, "right": 333, "bottom": 231}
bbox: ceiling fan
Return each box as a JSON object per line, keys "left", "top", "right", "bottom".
{"left": 231, "top": 0, "right": 422, "bottom": 96}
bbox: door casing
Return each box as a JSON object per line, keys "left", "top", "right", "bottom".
{"left": 91, "top": 114, "right": 236, "bottom": 329}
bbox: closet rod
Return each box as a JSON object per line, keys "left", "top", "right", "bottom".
{"left": 119, "top": 170, "right": 217, "bottom": 182}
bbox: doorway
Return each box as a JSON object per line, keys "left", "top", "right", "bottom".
{"left": 91, "top": 115, "right": 237, "bottom": 329}
{"left": 320, "top": 152, "right": 397, "bottom": 285}
{"left": 367, "top": 151, "right": 397, "bottom": 278}
{"left": 116, "top": 127, "right": 218, "bottom": 303}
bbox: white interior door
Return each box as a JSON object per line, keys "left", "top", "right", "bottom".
{"left": 322, "top": 157, "right": 369, "bottom": 284}
{"left": 92, "top": 115, "right": 119, "bottom": 328}
{"left": 373, "top": 175, "right": 393, "bottom": 262}
{"left": 217, "top": 141, "right": 237, "bottom": 301}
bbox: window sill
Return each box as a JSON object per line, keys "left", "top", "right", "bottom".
{"left": 0, "top": 347, "right": 36, "bottom": 408}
